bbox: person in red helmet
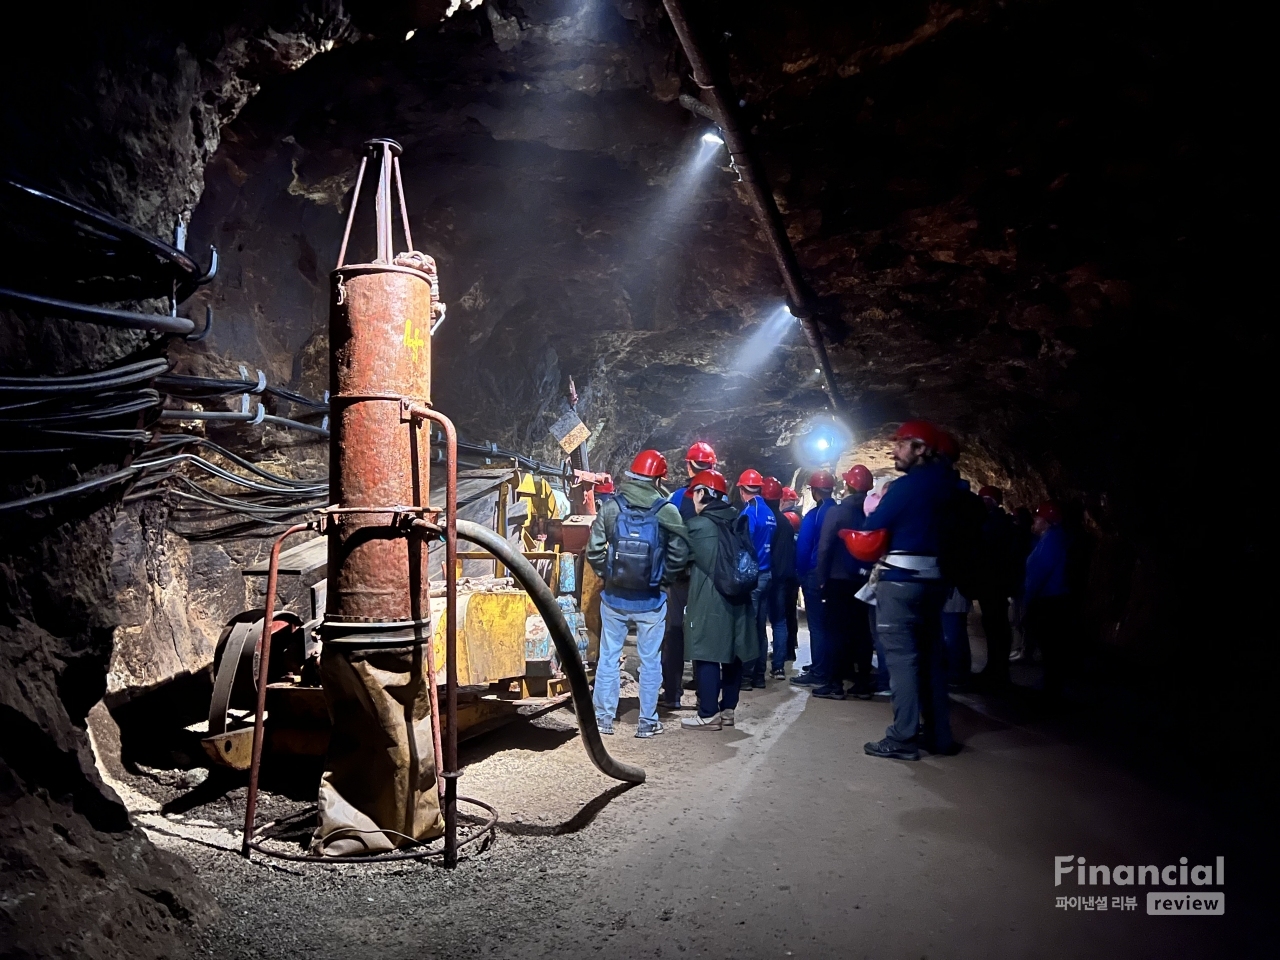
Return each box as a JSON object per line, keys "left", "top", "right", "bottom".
{"left": 660, "top": 441, "right": 718, "bottom": 709}
{"left": 680, "top": 470, "right": 755, "bottom": 730}
{"left": 586, "top": 450, "right": 689, "bottom": 738}
{"left": 793, "top": 469, "right": 837, "bottom": 688}
{"left": 780, "top": 487, "right": 802, "bottom": 531}
{"left": 936, "top": 431, "right": 961, "bottom": 464}
{"left": 736, "top": 469, "right": 780, "bottom": 688}
{"left": 762, "top": 477, "right": 797, "bottom": 677}
{"left": 776, "top": 484, "right": 803, "bottom": 662}
{"left": 813, "top": 464, "right": 878, "bottom": 699}
{"left": 862, "top": 420, "right": 956, "bottom": 761}
{"left": 1024, "top": 499, "right": 1071, "bottom": 698}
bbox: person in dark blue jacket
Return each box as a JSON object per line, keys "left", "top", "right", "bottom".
{"left": 863, "top": 421, "right": 958, "bottom": 761}
{"left": 1024, "top": 499, "right": 1072, "bottom": 697}
{"left": 660, "top": 442, "right": 718, "bottom": 708}
{"left": 813, "top": 464, "right": 877, "bottom": 700}
{"left": 737, "top": 469, "right": 779, "bottom": 688}
{"left": 792, "top": 470, "right": 837, "bottom": 687}
{"left": 763, "top": 477, "right": 796, "bottom": 678}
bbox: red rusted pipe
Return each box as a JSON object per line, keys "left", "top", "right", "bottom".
{"left": 407, "top": 402, "right": 458, "bottom": 867}
{"left": 242, "top": 522, "right": 313, "bottom": 858}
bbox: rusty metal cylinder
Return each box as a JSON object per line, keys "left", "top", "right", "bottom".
{"left": 326, "top": 262, "right": 435, "bottom": 638}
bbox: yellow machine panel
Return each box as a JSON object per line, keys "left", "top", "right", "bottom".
{"left": 430, "top": 591, "right": 528, "bottom": 685}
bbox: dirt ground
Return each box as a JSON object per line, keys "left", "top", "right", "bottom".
{"left": 107, "top": 624, "right": 1271, "bottom": 960}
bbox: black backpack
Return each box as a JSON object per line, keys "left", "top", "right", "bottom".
{"left": 711, "top": 511, "right": 759, "bottom": 602}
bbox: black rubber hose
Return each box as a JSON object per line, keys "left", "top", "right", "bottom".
{"left": 451, "top": 519, "right": 645, "bottom": 785}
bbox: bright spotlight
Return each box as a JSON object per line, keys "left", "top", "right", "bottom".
{"left": 702, "top": 130, "right": 724, "bottom": 146}
{"left": 815, "top": 437, "right": 830, "bottom": 451}
{"left": 793, "top": 414, "right": 853, "bottom": 468}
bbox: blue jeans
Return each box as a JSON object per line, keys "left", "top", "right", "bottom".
{"left": 875, "top": 579, "right": 950, "bottom": 750}
{"left": 768, "top": 576, "right": 792, "bottom": 672}
{"left": 746, "top": 572, "right": 784, "bottom": 683}
{"left": 593, "top": 599, "right": 666, "bottom": 726}
{"left": 694, "top": 659, "right": 743, "bottom": 718}
{"left": 801, "top": 576, "right": 832, "bottom": 683}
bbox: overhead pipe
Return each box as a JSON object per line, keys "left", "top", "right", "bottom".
{"left": 661, "top": 0, "right": 845, "bottom": 412}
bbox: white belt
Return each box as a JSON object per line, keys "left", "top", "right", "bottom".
{"left": 882, "top": 553, "right": 942, "bottom": 579}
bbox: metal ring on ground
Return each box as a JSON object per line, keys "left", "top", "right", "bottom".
{"left": 244, "top": 796, "right": 497, "bottom": 864}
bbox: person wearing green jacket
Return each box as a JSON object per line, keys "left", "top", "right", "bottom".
{"left": 679, "top": 469, "right": 756, "bottom": 731}
{"left": 585, "top": 450, "right": 689, "bottom": 738}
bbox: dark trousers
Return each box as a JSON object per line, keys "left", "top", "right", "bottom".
{"left": 941, "top": 611, "right": 971, "bottom": 683}
{"left": 662, "top": 579, "right": 690, "bottom": 703}
{"left": 694, "top": 659, "right": 743, "bottom": 718}
{"left": 1026, "top": 595, "right": 1073, "bottom": 696}
{"left": 870, "top": 608, "right": 891, "bottom": 691}
{"left": 784, "top": 579, "right": 800, "bottom": 660}
{"left": 976, "top": 594, "right": 1012, "bottom": 683}
{"left": 876, "top": 579, "right": 950, "bottom": 750}
{"left": 825, "top": 578, "right": 874, "bottom": 692}
{"left": 801, "top": 576, "right": 832, "bottom": 684}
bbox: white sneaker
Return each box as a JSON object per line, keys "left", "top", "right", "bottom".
{"left": 680, "top": 713, "right": 722, "bottom": 731}
{"left": 721, "top": 708, "right": 735, "bottom": 726}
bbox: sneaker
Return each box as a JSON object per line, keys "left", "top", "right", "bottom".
{"left": 681, "top": 713, "right": 723, "bottom": 731}
{"left": 813, "top": 683, "right": 847, "bottom": 701}
{"left": 873, "top": 689, "right": 891, "bottom": 698}
{"left": 597, "top": 718, "right": 615, "bottom": 735}
{"left": 739, "top": 679, "right": 753, "bottom": 691}
{"left": 658, "top": 699, "right": 689, "bottom": 711}
{"left": 790, "top": 673, "right": 820, "bottom": 686}
{"left": 770, "top": 668, "right": 786, "bottom": 680}
{"left": 720, "top": 708, "right": 735, "bottom": 726}
{"left": 850, "top": 686, "right": 875, "bottom": 701}
{"left": 863, "top": 737, "right": 920, "bottom": 761}
{"left": 635, "top": 720, "right": 664, "bottom": 739}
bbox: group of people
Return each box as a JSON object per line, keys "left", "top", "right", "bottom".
{"left": 585, "top": 423, "right": 1072, "bottom": 760}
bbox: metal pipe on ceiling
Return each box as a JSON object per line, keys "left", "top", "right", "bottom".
{"left": 662, "top": 0, "right": 845, "bottom": 412}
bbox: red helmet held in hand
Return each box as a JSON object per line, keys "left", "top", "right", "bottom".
{"left": 843, "top": 464, "right": 873, "bottom": 493}
{"left": 595, "top": 475, "right": 615, "bottom": 494}
{"left": 737, "top": 468, "right": 765, "bottom": 488}
{"left": 690, "top": 469, "right": 728, "bottom": 498}
{"left": 762, "top": 476, "right": 784, "bottom": 500}
{"left": 809, "top": 469, "right": 836, "bottom": 490}
{"left": 893, "top": 419, "right": 941, "bottom": 450}
{"left": 978, "top": 485, "right": 1003, "bottom": 505}
{"left": 1035, "top": 500, "right": 1062, "bottom": 525}
{"left": 629, "top": 449, "right": 668, "bottom": 479}
{"left": 686, "top": 441, "right": 717, "bottom": 468}
{"left": 840, "top": 528, "right": 890, "bottom": 562}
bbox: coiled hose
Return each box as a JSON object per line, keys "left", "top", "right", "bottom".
{"left": 453, "top": 519, "right": 645, "bottom": 785}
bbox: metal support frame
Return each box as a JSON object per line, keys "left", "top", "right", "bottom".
{"left": 662, "top": 0, "right": 845, "bottom": 412}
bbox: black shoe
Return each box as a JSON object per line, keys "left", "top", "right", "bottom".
{"left": 790, "top": 672, "right": 819, "bottom": 686}
{"left": 864, "top": 738, "right": 920, "bottom": 761}
{"left": 813, "top": 683, "right": 846, "bottom": 700}
{"left": 850, "top": 687, "right": 874, "bottom": 701}
{"left": 658, "top": 700, "right": 688, "bottom": 711}
{"left": 752, "top": 679, "right": 766, "bottom": 689}
{"left": 920, "top": 738, "right": 963, "bottom": 756}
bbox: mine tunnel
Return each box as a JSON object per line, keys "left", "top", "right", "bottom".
{"left": 0, "top": 1, "right": 1268, "bottom": 958}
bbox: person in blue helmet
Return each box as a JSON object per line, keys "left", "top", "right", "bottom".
{"left": 660, "top": 441, "right": 718, "bottom": 709}
{"left": 862, "top": 421, "right": 960, "bottom": 761}
{"left": 792, "top": 469, "right": 837, "bottom": 689}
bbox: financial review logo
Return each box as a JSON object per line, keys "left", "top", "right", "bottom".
{"left": 1053, "top": 855, "right": 1225, "bottom": 915}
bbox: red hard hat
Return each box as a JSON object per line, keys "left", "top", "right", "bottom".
{"left": 840, "top": 528, "right": 890, "bottom": 563}
{"left": 762, "top": 477, "right": 784, "bottom": 500}
{"left": 937, "top": 431, "right": 961, "bottom": 462}
{"left": 686, "top": 441, "right": 717, "bottom": 468}
{"left": 690, "top": 468, "right": 727, "bottom": 495}
{"left": 737, "top": 468, "right": 765, "bottom": 488}
{"left": 978, "top": 485, "right": 1003, "bottom": 505}
{"left": 1035, "top": 500, "right": 1062, "bottom": 525}
{"left": 787, "top": 511, "right": 802, "bottom": 531}
{"left": 893, "top": 419, "right": 941, "bottom": 449}
{"left": 809, "top": 469, "right": 836, "bottom": 490}
{"left": 781, "top": 486, "right": 799, "bottom": 501}
{"left": 595, "top": 475, "right": 615, "bottom": 494}
{"left": 629, "top": 449, "right": 668, "bottom": 479}
{"left": 843, "top": 464, "right": 873, "bottom": 493}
